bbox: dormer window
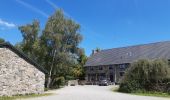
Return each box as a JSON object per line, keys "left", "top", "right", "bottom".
{"left": 129, "top": 52, "right": 132, "bottom": 56}
{"left": 126, "top": 52, "right": 132, "bottom": 56}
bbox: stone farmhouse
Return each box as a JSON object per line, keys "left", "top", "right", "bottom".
{"left": 85, "top": 41, "right": 170, "bottom": 84}
{"left": 0, "top": 42, "right": 48, "bottom": 96}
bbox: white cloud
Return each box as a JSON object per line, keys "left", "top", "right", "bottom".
{"left": 0, "top": 19, "right": 16, "bottom": 28}
{"left": 15, "top": 0, "right": 49, "bottom": 18}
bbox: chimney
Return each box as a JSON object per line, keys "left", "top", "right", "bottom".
{"left": 92, "top": 49, "right": 100, "bottom": 55}
{"left": 92, "top": 50, "right": 96, "bottom": 55}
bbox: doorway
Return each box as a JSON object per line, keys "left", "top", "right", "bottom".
{"left": 110, "top": 75, "right": 113, "bottom": 82}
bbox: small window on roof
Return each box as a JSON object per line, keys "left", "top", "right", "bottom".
{"left": 129, "top": 52, "right": 132, "bottom": 56}
{"left": 126, "top": 52, "right": 132, "bottom": 56}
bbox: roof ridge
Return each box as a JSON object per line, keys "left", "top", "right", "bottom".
{"left": 85, "top": 40, "right": 170, "bottom": 66}
{"left": 101, "top": 41, "right": 170, "bottom": 52}
{"left": 0, "top": 42, "right": 48, "bottom": 74}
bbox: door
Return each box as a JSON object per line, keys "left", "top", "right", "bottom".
{"left": 110, "top": 75, "right": 113, "bottom": 82}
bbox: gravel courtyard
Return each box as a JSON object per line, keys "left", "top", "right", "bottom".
{"left": 28, "top": 85, "right": 169, "bottom": 100}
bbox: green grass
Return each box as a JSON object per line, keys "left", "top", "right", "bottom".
{"left": 0, "top": 93, "right": 53, "bottom": 100}
{"left": 132, "top": 91, "right": 170, "bottom": 98}
{"left": 111, "top": 85, "right": 119, "bottom": 92}
{"left": 112, "top": 86, "right": 170, "bottom": 98}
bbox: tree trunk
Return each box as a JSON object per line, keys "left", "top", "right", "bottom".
{"left": 47, "top": 49, "right": 56, "bottom": 89}
{"left": 47, "top": 76, "right": 51, "bottom": 88}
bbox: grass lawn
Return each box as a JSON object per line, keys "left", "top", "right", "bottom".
{"left": 112, "top": 86, "right": 170, "bottom": 98}
{"left": 0, "top": 93, "right": 53, "bottom": 100}
{"left": 132, "top": 91, "right": 170, "bottom": 98}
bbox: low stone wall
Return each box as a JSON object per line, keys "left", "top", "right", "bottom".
{"left": 0, "top": 48, "right": 45, "bottom": 96}
{"left": 68, "top": 80, "right": 78, "bottom": 86}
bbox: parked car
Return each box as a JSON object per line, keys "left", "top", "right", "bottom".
{"left": 70, "top": 84, "right": 75, "bottom": 86}
{"left": 98, "top": 79, "right": 110, "bottom": 86}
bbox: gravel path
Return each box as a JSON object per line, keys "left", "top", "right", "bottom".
{"left": 27, "top": 85, "right": 169, "bottom": 100}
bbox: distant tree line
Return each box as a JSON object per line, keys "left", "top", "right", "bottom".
{"left": 16, "top": 9, "right": 87, "bottom": 88}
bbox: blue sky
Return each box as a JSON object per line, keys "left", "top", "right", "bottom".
{"left": 1, "top": 0, "right": 170, "bottom": 56}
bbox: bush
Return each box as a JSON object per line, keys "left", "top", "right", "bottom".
{"left": 119, "top": 59, "right": 170, "bottom": 93}
{"left": 52, "top": 76, "right": 65, "bottom": 88}
{"left": 118, "top": 80, "right": 140, "bottom": 93}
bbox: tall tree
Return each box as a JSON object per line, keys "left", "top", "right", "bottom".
{"left": 0, "top": 38, "right": 5, "bottom": 43}
{"left": 18, "top": 9, "right": 84, "bottom": 88}
{"left": 40, "top": 9, "right": 83, "bottom": 88}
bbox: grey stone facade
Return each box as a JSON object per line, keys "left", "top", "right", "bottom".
{"left": 85, "top": 41, "right": 170, "bottom": 84}
{"left": 85, "top": 64, "right": 129, "bottom": 84}
{"left": 0, "top": 47, "right": 45, "bottom": 96}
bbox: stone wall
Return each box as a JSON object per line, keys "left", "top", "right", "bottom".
{"left": 68, "top": 80, "right": 78, "bottom": 86}
{"left": 0, "top": 48, "right": 45, "bottom": 96}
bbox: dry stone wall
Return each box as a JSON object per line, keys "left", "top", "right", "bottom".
{"left": 0, "top": 48, "right": 45, "bottom": 96}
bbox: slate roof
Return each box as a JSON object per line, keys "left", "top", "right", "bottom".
{"left": 0, "top": 42, "right": 48, "bottom": 74}
{"left": 85, "top": 41, "right": 170, "bottom": 67}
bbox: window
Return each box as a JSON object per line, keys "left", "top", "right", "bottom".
{"left": 120, "top": 72, "right": 124, "bottom": 77}
{"left": 129, "top": 52, "right": 132, "bottom": 56}
{"left": 126, "top": 52, "right": 132, "bottom": 56}
{"left": 99, "top": 66, "right": 103, "bottom": 70}
{"left": 168, "top": 60, "right": 170, "bottom": 65}
{"left": 109, "top": 66, "right": 113, "bottom": 69}
{"left": 119, "top": 64, "right": 126, "bottom": 69}
{"left": 90, "top": 67, "right": 94, "bottom": 71}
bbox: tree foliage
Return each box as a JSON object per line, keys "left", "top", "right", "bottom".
{"left": 18, "top": 20, "right": 40, "bottom": 59}
{"left": 95, "top": 47, "right": 101, "bottom": 52}
{"left": 119, "top": 59, "right": 170, "bottom": 93}
{"left": 0, "top": 38, "right": 5, "bottom": 43}
{"left": 72, "top": 50, "right": 87, "bottom": 79}
{"left": 17, "top": 9, "right": 85, "bottom": 88}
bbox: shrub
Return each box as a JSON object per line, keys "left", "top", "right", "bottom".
{"left": 52, "top": 76, "right": 65, "bottom": 88}
{"left": 119, "top": 59, "right": 170, "bottom": 93}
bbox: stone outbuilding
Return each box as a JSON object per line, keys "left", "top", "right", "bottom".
{"left": 0, "top": 42, "right": 48, "bottom": 96}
